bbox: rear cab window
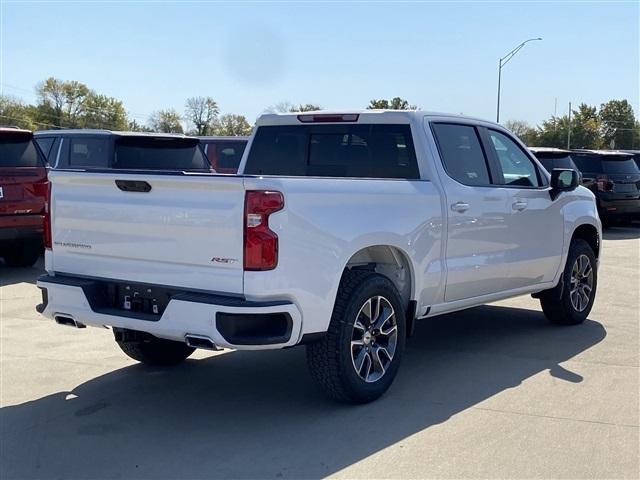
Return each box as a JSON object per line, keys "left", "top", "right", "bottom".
{"left": 244, "top": 124, "right": 419, "bottom": 179}
{"left": 0, "top": 131, "right": 45, "bottom": 168}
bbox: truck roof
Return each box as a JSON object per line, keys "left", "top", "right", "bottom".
{"left": 255, "top": 110, "right": 496, "bottom": 127}
{"left": 33, "top": 129, "right": 190, "bottom": 139}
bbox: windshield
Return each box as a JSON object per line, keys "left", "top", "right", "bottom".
{"left": 113, "top": 137, "right": 210, "bottom": 172}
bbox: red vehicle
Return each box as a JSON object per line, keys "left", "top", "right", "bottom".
{"left": 0, "top": 128, "right": 48, "bottom": 267}
{"left": 198, "top": 136, "right": 249, "bottom": 174}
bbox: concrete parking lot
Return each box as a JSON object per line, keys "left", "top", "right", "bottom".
{"left": 1, "top": 227, "right": 638, "bottom": 479}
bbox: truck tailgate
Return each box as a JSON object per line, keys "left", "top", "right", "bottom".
{"left": 49, "top": 171, "right": 245, "bottom": 294}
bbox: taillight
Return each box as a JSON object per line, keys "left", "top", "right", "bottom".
{"left": 596, "top": 175, "right": 614, "bottom": 192}
{"left": 244, "top": 190, "right": 284, "bottom": 271}
{"left": 43, "top": 182, "right": 52, "bottom": 249}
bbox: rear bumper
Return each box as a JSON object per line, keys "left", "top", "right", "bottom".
{"left": 0, "top": 215, "right": 44, "bottom": 242}
{"left": 36, "top": 274, "right": 302, "bottom": 350}
{"left": 598, "top": 198, "right": 640, "bottom": 218}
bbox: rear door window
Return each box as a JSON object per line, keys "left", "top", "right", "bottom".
{"left": 0, "top": 134, "right": 44, "bottom": 167}
{"left": 69, "top": 137, "right": 110, "bottom": 168}
{"left": 114, "top": 137, "right": 210, "bottom": 172}
{"left": 431, "top": 123, "right": 491, "bottom": 186}
{"left": 245, "top": 124, "right": 419, "bottom": 179}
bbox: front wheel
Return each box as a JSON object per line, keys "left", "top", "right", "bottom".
{"left": 540, "top": 239, "right": 597, "bottom": 325}
{"left": 306, "top": 270, "right": 406, "bottom": 403}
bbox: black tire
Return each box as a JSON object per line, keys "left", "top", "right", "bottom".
{"left": 306, "top": 270, "right": 406, "bottom": 403}
{"left": 3, "top": 241, "right": 41, "bottom": 267}
{"left": 540, "top": 238, "right": 597, "bottom": 325}
{"left": 115, "top": 330, "right": 195, "bottom": 366}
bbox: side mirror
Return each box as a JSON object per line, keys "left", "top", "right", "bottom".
{"left": 550, "top": 168, "right": 580, "bottom": 200}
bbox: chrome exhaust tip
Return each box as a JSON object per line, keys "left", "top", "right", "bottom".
{"left": 55, "top": 315, "right": 86, "bottom": 328}
{"left": 185, "top": 334, "right": 220, "bottom": 351}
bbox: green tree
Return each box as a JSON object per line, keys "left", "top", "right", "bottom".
{"left": 599, "top": 99, "right": 636, "bottom": 149}
{"left": 367, "top": 97, "right": 417, "bottom": 110}
{"left": 570, "top": 103, "right": 601, "bottom": 149}
{"left": 213, "top": 114, "right": 252, "bottom": 136}
{"left": 81, "top": 94, "right": 128, "bottom": 130}
{"left": 0, "top": 95, "right": 38, "bottom": 129}
{"left": 504, "top": 120, "right": 538, "bottom": 145}
{"left": 128, "top": 119, "right": 153, "bottom": 132}
{"left": 185, "top": 96, "right": 219, "bottom": 135}
{"left": 148, "top": 109, "right": 184, "bottom": 133}
{"left": 36, "top": 77, "right": 90, "bottom": 128}
{"left": 536, "top": 115, "right": 571, "bottom": 148}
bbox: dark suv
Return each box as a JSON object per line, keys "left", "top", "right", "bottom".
{"left": 0, "top": 128, "right": 48, "bottom": 267}
{"left": 34, "top": 130, "right": 211, "bottom": 172}
{"left": 570, "top": 149, "right": 640, "bottom": 225}
{"left": 529, "top": 147, "right": 580, "bottom": 173}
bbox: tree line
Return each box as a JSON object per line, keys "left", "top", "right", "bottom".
{"left": 0, "top": 77, "right": 254, "bottom": 136}
{"left": 1, "top": 79, "right": 637, "bottom": 148}
{"left": 506, "top": 100, "right": 639, "bottom": 150}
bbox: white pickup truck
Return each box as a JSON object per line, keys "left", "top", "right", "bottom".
{"left": 37, "top": 111, "right": 601, "bottom": 403}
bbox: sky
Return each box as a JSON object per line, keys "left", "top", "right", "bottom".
{"left": 1, "top": 0, "right": 638, "bottom": 127}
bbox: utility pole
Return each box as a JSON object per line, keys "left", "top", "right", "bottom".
{"left": 567, "top": 101, "right": 572, "bottom": 149}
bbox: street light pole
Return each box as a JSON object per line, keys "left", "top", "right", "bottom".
{"left": 496, "top": 37, "right": 542, "bottom": 123}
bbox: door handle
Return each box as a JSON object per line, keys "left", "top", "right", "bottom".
{"left": 512, "top": 200, "right": 527, "bottom": 211}
{"left": 115, "top": 180, "right": 152, "bottom": 193}
{"left": 451, "top": 202, "right": 470, "bottom": 213}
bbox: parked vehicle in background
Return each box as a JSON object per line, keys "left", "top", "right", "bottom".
{"left": 570, "top": 149, "right": 640, "bottom": 225}
{"left": 529, "top": 147, "right": 580, "bottom": 173}
{"left": 37, "top": 111, "right": 601, "bottom": 403}
{"left": 34, "top": 130, "right": 211, "bottom": 172}
{"left": 198, "top": 136, "right": 248, "bottom": 173}
{"left": 618, "top": 150, "right": 640, "bottom": 171}
{"left": 0, "top": 128, "right": 48, "bottom": 267}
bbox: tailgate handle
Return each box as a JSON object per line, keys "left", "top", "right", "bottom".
{"left": 115, "top": 180, "right": 152, "bottom": 193}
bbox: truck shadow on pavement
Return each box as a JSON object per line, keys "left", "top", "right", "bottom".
{"left": 602, "top": 223, "right": 640, "bottom": 240}
{"left": 1, "top": 305, "right": 606, "bottom": 479}
{"left": 0, "top": 256, "right": 43, "bottom": 286}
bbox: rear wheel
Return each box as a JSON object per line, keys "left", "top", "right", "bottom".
{"left": 114, "top": 328, "right": 195, "bottom": 366}
{"left": 2, "top": 241, "right": 41, "bottom": 267}
{"left": 306, "top": 270, "right": 406, "bottom": 403}
{"left": 540, "top": 239, "right": 597, "bottom": 325}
